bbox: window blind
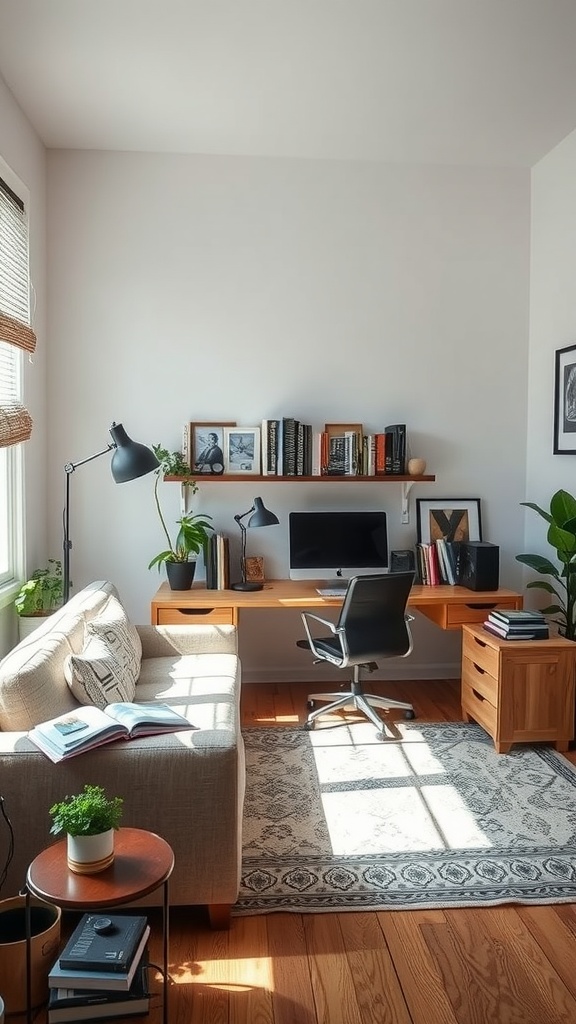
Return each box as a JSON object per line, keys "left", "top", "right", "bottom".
{"left": 0, "top": 175, "right": 35, "bottom": 446}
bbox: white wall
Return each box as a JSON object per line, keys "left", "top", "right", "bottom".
{"left": 45, "top": 151, "right": 530, "bottom": 681}
{"left": 527, "top": 131, "right": 576, "bottom": 563}
{"left": 0, "top": 75, "right": 47, "bottom": 654}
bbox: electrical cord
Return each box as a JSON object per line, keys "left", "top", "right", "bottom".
{"left": 0, "top": 795, "right": 14, "bottom": 894}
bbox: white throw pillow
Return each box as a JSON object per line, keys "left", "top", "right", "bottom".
{"left": 64, "top": 635, "right": 137, "bottom": 707}
{"left": 86, "top": 594, "right": 142, "bottom": 672}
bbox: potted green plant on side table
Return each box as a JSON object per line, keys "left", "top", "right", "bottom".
{"left": 49, "top": 784, "right": 124, "bottom": 875}
{"left": 148, "top": 444, "right": 214, "bottom": 590}
{"left": 14, "top": 558, "right": 63, "bottom": 641}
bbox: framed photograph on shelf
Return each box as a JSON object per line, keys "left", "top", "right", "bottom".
{"left": 224, "top": 427, "right": 261, "bottom": 475}
{"left": 416, "top": 498, "right": 482, "bottom": 545}
{"left": 190, "top": 422, "right": 235, "bottom": 475}
{"left": 554, "top": 343, "right": 576, "bottom": 454}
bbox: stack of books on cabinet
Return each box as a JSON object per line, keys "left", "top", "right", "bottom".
{"left": 483, "top": 609, "right": 549, "bottom": 641}
{"left": 260, "top": 419, "right": 408, "bottom": 476}
{"left": 204, "top": 532, "right": 230, "bottom": 589}
{"left": 47, "top": 913, "right": 150, "bottom": 1022}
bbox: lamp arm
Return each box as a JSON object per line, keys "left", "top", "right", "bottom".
{"left": 62, "top": 444, "right": 116, "bottom": 603}
{"left": 234, "top": 516, "right": 248, "bottom": 584}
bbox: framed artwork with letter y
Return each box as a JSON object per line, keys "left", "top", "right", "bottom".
{"left": 416, "top": 498, "right": 482, "bottom": 544}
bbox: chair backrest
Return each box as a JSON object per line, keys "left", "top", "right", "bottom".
{"left": 336, "top": 572, "right": 415, "bottom": 663}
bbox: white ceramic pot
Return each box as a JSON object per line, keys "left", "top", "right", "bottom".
{"left": 67, "top": 829, "right": 115, "bottom": 874}
{"left": 407, "top": 458, "right": 427, "bottom": 476}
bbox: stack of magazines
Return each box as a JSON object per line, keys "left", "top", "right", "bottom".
{"left": 483, "top": 609, "right": 549, "bottom": 641}
{"left": 47, "top": 914, "right": 150, "bottom": 1022}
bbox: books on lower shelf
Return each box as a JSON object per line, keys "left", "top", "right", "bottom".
{"left": 59, "top": 914, "right": 148, "bottom": 973}
{"left": 483, "top": 608, "right": 549, "bottom": 641}
{"left": 47, "top": 955, "right": 150, "bottom": 1022}
{"left": 28, "top": 702, "right": 193, "bottom": 762}
{"left": 49, "top": 924, "right": 151, "bottom": 992}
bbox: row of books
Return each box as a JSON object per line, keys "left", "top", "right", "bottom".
{"left": 47, "top": 914, "right": 151, "bottom": 1022}
{"left": 204, "top": 532, "right": 230, "bottom": 589}
{"left": 260, "top": 419, "right": 408, "bottom": 476}
{"left": 483, "top": 609, "right": 549, "bottom": 641}
{"left": 416, "top": 539, "right": 459, "bottom": 586}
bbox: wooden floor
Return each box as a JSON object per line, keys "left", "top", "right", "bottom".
{"left": 36, "top": 679, "right": 576, "bottom": 1024}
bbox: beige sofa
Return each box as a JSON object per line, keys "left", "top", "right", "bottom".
{"left": 0, "top": 581, "right": 245, "bottom": 927}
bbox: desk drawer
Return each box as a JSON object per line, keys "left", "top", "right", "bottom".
{"left": 156, "top": 606, "right": 235, "bottom": 626}
{"left": 461, "top": 655, "right": 499, "bottom": 705}
{"left": 446, "top": 600, "right": 516, "bottom": 627}
{"left": 462, "top": 680, "right": 498, "bottom": 736}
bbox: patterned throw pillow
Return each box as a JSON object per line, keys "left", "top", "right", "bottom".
{"left": 64, "top": 595, "right": 141, "bottom": 707}
{"left": 64, "top": 634, "right": 137, "bottom": 707}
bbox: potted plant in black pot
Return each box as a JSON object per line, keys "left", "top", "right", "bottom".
{"left": 516, "top": 488, "right": 576, "bottom": 640}
{"left": 148, "top": 445, "right": 214, "bottom": 590}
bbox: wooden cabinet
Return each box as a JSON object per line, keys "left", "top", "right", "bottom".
{"left": 461, "top": 623, "right": 576, "bottom": 753}
{"left": 151, "top": 590, "right": 237, "bottom": 627}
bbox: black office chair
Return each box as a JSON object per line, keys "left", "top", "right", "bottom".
{"left": 297, "top": 572, "right": 416, "bottom": 736}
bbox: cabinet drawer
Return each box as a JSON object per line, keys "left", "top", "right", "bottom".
{"left": 461, "top": 655, "right": 499, "bottom": 705}
{"left": 462, "top": 629, "right": 500, "bottom": 677}
{"left": 156, "top": 606, "right": 235, "bottom": 626}
{"left": 462, "top": 680, "right": 498, "bottom": 736}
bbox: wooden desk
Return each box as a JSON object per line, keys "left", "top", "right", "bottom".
{"left": 151, "top": 579, "right": 522, "bottom": 631}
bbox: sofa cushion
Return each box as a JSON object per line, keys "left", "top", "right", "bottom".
{"left": 65, "top": 594, "right": 141, "bottom": 707}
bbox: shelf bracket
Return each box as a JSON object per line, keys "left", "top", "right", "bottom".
{"left": 401, "top": 481, "right": 414, "bottom": 525}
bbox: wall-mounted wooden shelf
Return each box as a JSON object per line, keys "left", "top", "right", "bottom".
{"left": 165, "top": 474, "right": 435, "bottom": 483}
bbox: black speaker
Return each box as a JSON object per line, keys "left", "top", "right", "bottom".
{"left": 458, "top": 542, "right": 499, "bottom": 591}
{"left": 391, "top": 549, "right": 416, "bottom": 574}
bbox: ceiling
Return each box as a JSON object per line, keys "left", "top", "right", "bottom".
{"left": 1, "top": 0, "right": 576, "bottom": 166}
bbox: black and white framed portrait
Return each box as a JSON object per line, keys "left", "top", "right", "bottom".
{"left": 223, "top": 427, "right": 261, "bottom": 475}
{"left": 191, "top": 422, "right": 235, "bottom": 475}
{"left": 554, "top": 344, "right": 576, "bottom": 454}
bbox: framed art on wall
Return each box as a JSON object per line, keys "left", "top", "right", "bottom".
{"left": 416, "top": 498, "right": 482, "bottom": 544}
{"left": 191, "top": 422, "right": 235, "bottom": 475}
{"left": 224, "top": 427, "right": 261, "bottom": 475}
{"left": 554, "top": 343, "right": 576, "bottom": 454}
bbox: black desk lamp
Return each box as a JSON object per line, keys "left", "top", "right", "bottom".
{"left": 63, "top": 422, "right": 159, "bottom": 603}
{"left": 231, "top": 497, "right": 279, "bottom": 592}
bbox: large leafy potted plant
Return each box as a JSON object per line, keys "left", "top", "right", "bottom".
{"left": 148, "top": 444, "right": 214, "bottom": 590}
{"left": 49, "top": 784, "right": 124, "bottom": 874}
{"left": 516, "top": 488, "right": 576, "bottom": 640}
{"left": 14, "top": 558, "right": 63, "bottom": 640}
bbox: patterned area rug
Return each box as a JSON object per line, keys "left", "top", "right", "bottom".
{"left": 234, "top": 721, "right": 576, "bottom": 914}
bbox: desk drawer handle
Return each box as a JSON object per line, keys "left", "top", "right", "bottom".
{"left": 472, "top": 688, "right": 485, "bottom": 702}
{"left": 472, "top": 662, "right": 485, "bottom": 675}
{"left": 176, "top": 607, "right": 217, "bottom": 616}
{"left": 466, "top": 603, "right": 497, "bottom": 610}
{"left": 473, "top": 636, "right": 488, "bottom": 649}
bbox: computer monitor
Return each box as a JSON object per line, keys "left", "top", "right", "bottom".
{"left": 288, "top": 510, "right": 388, "bottom": 581}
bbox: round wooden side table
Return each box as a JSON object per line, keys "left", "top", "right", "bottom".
{"left": 24, "top": 827, "right": 174, "bottom": 1024}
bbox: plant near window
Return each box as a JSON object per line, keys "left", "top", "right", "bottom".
{"left": 516, "top": 488, "right": 576, "bottom": 641}
{"left": 14, "top": 558, "right": 63, "bottom": 617}
{"left": 148, "top": 444, "right": 214, "bottom": 570}
{"left": 49, "top": 784, "right": 124, "bottom": 837}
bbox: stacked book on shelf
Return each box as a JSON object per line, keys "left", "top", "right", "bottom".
{"left": 47, "top": 913, "right": 150, "bottom": 1023}
{"left": 483, "top": 609, "right": 550, "bottom": 641}
{"left": 260, "top": 419, "right": 408, "bottom": 476}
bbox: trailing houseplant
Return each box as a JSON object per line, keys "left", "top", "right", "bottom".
{"left": 516, "top": 488, "right": 576, "bottom": 640}
{"left": 148, "top": 444, "right": 214, "bottom": 589}
{"left": 49, "top": 784, "right": 124, "bottom": 875}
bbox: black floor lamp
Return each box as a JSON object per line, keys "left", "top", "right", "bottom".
{"left": 63, "top": 422, "right": 159, "bottom": 602}
{"left": 231, "top": 497, "right": 279, "bottom": 592}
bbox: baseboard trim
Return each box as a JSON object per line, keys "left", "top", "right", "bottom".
{"left": 242, "top": 662, "right": 460, "bottom": 685}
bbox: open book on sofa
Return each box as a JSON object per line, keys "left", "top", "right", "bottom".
{"left": 28, "top": 702, "right": 193, "bottom": 762}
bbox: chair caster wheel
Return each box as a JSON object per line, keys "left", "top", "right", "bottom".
{"left": 307, "top": 700, "right": 315, "bottom": 710}
{"left": 404, "top": 709, "right": 415, "bottom": 720}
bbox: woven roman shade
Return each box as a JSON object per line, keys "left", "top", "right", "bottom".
{"left": 0, "top": 311, "right": 36, "bottom": 354}
{"left": 0, "top": 403, "right": 33, "bottom": 447}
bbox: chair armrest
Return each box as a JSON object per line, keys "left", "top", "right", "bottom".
{"left": 301, "top": 612, "right": 338, "bottom": 632}
{"left": 136, "top": 624, "right": 238, "bottom": 658}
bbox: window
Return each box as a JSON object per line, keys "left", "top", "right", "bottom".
{"left": 0, "top": 170, "right": 31, "bottom": 590}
